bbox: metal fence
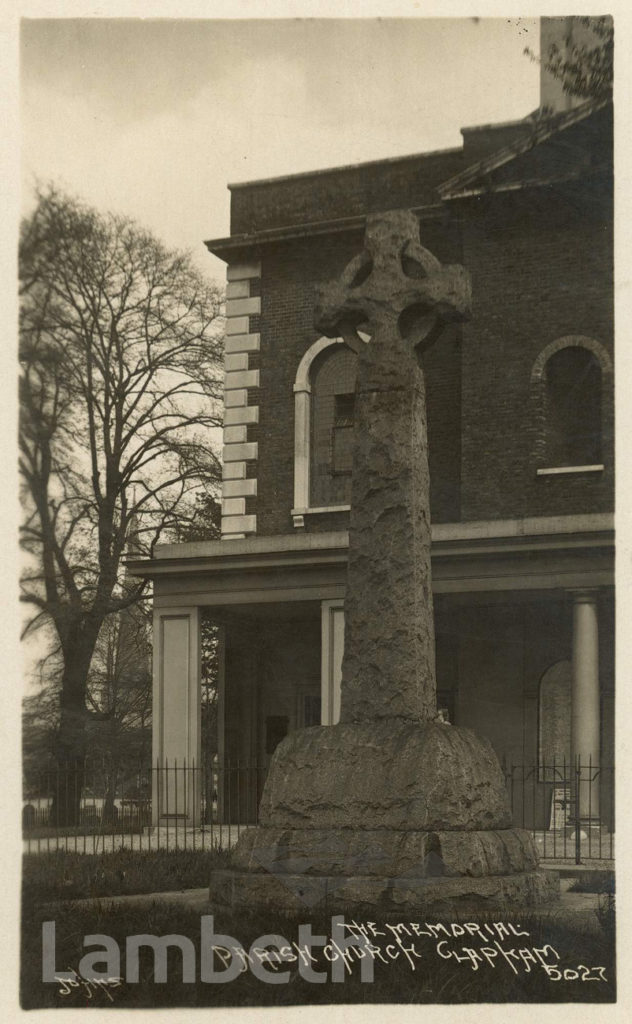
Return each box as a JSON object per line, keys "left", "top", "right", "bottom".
{"left": 501, "top": 758, "right": 614, "bottom": 863}
{"left": 23, "top": 758, "right": 614, "bottom": 863}
{"left": 22, "top": 760, "right": 265, "bottom": 856}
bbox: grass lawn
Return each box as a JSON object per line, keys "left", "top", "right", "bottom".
{"left": 23, "top": 847, "right": 233, "bottom": 903}
{"left": 568, "top": 871, "right": 615, "bottom": 894}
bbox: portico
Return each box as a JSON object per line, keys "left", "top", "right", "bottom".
{"left": 128, "top": 512, "right": 614, "bottom": 830}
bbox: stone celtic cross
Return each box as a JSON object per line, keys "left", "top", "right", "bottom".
{"left": 314, "top": 209, "right": 471, "bottom": 723}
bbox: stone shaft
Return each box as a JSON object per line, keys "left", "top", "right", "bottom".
{"left": 340, "top": 327, "right": 435, "bottom": 722}
{"left": 314, "top": 210, "right": 471, "bottom": 724}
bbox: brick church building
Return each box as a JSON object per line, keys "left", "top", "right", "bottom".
{"left": 130, "top": 20, "right": 614, "bottom": 833}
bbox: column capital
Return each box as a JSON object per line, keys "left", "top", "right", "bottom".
{"left": 567, "top": 587, "right": 600, "bottom": 604}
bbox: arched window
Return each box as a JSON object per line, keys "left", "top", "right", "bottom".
{"left": 531, "top": 336, "right": 611, "bottom": 474}
{"left": 545, "top": 347, "right": 602, "bottom": 467}
{"left": 310, "top": 345, "right": 357, "bottom": 507}
{"left": 538, "top": 660, "right": 571, "bottom": 785}
{"left": 292, "top": 335, "right": 367, "bottom": 527}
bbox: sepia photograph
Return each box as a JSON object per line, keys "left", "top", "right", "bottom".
{"left": 16, "top": 12, "right": 617, "bottom": 1011}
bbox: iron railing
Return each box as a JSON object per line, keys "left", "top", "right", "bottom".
{"left": 23, "top": 757, "right": 614, "bottom": 862}
{"left": 22, "top": 760, "right": 266, "bottom": 856}
{"left": 501, "top": 758, "right": 614, "bottom": 863}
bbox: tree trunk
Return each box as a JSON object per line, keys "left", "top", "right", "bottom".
{"left": 49, "top": 634, "right": 97, "bottom": 826}
{"left": 49, "top": 754, "right": 84, "bottom": 828}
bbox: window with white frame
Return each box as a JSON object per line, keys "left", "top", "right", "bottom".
{"left": 292, "top": 335, "right": 367, "bottom": 526}
{"left": 310, "top": 346, "right": 357, "bottom": 507}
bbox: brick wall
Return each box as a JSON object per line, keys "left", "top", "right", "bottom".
{"left": 460, "top": 121, "right": 533, "bottom": 165}
{"left": 460, "top": 183, "right": 613, "bottom": 522}
{"left": 230, "top": 149, "right": 464, "bottom": 235}
{"left": 222, "top": 114, "right": 613, "bottom": 535}
{"left": 252, "top": 233, "right": 362, "bottom": 536}
{"left": 249, "top": 220, "right": 464, "bottom": 536}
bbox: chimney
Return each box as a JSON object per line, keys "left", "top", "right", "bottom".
{"left": 539, "top": 16, "right": 605, "bottom": 113}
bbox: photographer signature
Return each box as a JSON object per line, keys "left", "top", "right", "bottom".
{"left": 56, "top": 967, "right": 121, "bottom": 1002}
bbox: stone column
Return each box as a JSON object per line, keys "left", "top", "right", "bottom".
{"left": 151, "top": 607, "right": 201, "bottom": 825}
{"left": 321, "top": 599, "right": 344, "bottom": 725}
{"left": 570, "top": 590, "right": 600, "bottom": 823}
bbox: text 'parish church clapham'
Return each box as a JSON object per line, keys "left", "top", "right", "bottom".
{"left": 129, "top": 17, "right": 614, "bottom": 837}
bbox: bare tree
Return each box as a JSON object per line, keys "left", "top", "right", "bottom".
{"left": 22, "top": 603, "right": 152, "bottom": 823}
{"left": 19, "top": 185, "right": 224, "bottom": 822}
{"left": 23, "top": 661, "right": 61, "bottom": 789}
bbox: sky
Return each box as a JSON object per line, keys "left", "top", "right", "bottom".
{"left": 20, "top": 17, "right": 541, "bottom": 281}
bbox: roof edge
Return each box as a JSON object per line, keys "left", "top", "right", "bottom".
{"left": 227, "top": 145, "right": 462, "bottom": 191}
{"left": 204, "top": 203, "right": 447, "bottom": 261}
{"left": 439, "top": 98, "right": 610, "bottom": 200}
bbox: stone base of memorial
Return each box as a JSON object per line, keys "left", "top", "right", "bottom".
{"left": 209, "top": 721, "right": 559, "bottom": 912}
